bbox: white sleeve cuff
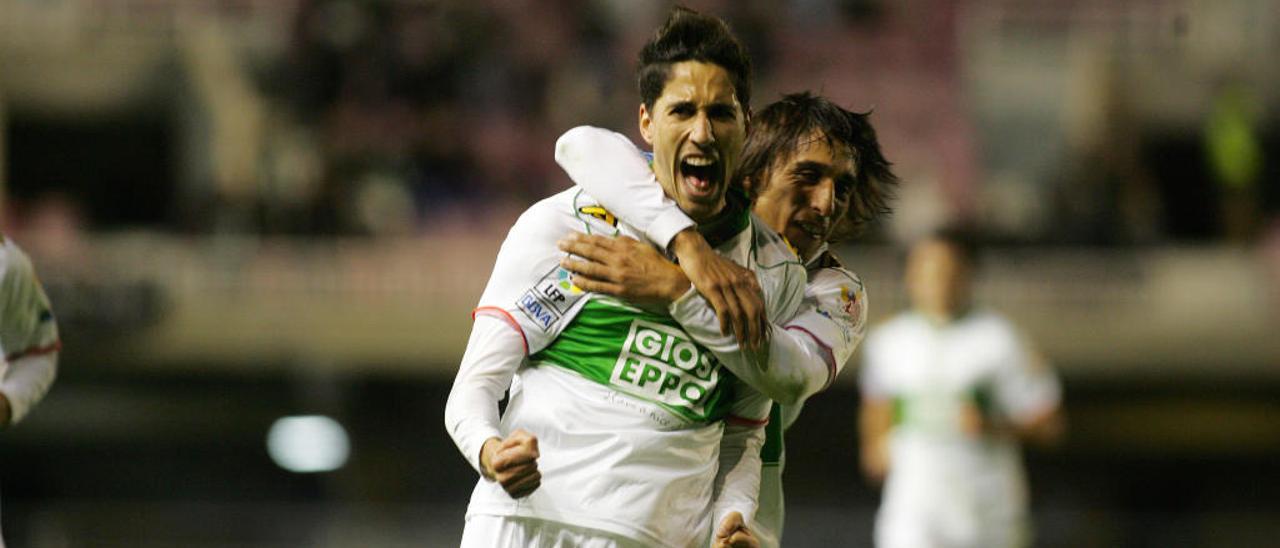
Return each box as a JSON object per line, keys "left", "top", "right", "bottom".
{"left": 647, "top": 208, "right": 696, "bottom": 253}
{"left": 455, "top": 420, "right": 503, "bottom": 476}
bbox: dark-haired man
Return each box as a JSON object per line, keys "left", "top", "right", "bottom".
{"left": 445, "top": 7, "right": 803, "bottom": 547}
{"left": 554, "top": 92, "right": 896, "bottom": 547}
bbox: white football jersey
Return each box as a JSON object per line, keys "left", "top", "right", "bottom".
{"left": 861, "top": 310, "right": 1060, "bottom": 548}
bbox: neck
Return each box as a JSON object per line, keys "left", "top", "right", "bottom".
{"left": 695, "top": 190, "right": 749, "bottom": 248}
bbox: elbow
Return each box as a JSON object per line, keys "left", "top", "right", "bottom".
{"left": 767, "top": 377, "right": 808, "bottom": 406}
{"left": 554, "top": 125, "right": 602, "bottom": 168}
{"left": 442, "top": 389, "right": 462, "bottom": 436}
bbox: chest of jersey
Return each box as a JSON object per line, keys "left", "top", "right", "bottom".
{"left": 531, "top": 298, "right": 736, "bottom": 424}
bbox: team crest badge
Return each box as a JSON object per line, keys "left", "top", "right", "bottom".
{"left": 578, "top": 205, "right": 617, "bottom": 227}
{"left": 840, "top": 285, "right": 861, "bottom": 319}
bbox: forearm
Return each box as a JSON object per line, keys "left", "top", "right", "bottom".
{"left": 554, "top": 126, "right": 694, "bottom": 250}
{"left": 712, "top": 420, "right": 767, "bottom": 527}
{"left": 0, "top": 351, "right": 58, "bottom": 426}
{"left": 858, "top": 398, "right": 894, "bottom": 483}
{"left": 444, "top": 316, "right": 525, "bottom": 475}
{"left": 1012, "top": 406, "right": 1066, "bottom": 448}
{"left": 669, "top": 291, "right": 828, "bottom": 405}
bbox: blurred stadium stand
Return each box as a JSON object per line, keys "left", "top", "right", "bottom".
{"left": 1, "top": 0, "right": 1279, "bottom": 546}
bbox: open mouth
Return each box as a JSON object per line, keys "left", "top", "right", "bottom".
{"left": 792, "top": 219, "right": 829, "bottom": 242}
{"left": 679, "top": 156, "right": 720, "bottom": 199}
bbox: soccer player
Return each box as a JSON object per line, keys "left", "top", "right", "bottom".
{"left": 0, "top": 235, "right": 60, "bottom": 428}
{"left": 444, "top": 8, "right": 804, "bottom": 547}
{"left": 0, "top": 234, "right": 61, "bottom": 547}
{"left": 859, "top": 229, "right": 1064, "bottom": 548}
{"left": 553, "top": 92, "right": 897, "bottom": 547}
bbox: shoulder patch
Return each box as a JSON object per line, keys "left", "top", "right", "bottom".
{"left": 577, "top": 205, "right": 617, "bottom": 227}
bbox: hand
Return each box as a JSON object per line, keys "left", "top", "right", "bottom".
{"left": 479, "top": 429, "right": 541, "bottom": 498}
{"left": 557, "top": 233, "right": 691, "bottom": 306}
{"left": 958, "top": 402, "right": 988, "bottom": 439}
{"left": 859, "top": 436, "right": 890, "bottom": 485}
{"left": 669, "top": 229, "right": 768, "bottom": 351}
{"left": 713, "top": 512, "right": 759, "bottom": 548}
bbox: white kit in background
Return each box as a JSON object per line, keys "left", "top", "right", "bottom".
{"left": 861, "top": 310, "right": 1061, "bottom": 548}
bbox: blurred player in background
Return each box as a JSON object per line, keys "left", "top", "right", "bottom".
{"left": 859, "top": 229, "right": 1064, "bottom": 548}
{"left": 0, "top": 235, "right": 61, "bottom": 547}
{"left": 554, "top": 92, "right": 897, "bottom": 547}
{"left": 445, "top": 7, "right": 803, "bottom": 547}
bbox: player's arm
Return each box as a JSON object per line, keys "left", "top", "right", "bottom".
{"left": 443, "top": 315, "right": 541, "bottom": 498}
{"left": 559, "top": 234, "right": 862, "bottom": 405}
{"left": 984, "top": 335, "right": 1066, "bottom": 448}
{"left": 443, "top": 205, "right": 573, "bottom": 498}
{"left": 555, "top": 126, "right": 768, "bottom": 348}
{"left": 858, "top": 395, "right": 894, "bottom": 485}
{"left": 0, "top": 248, "right": 61, "bottom": 428}
{"left": 711, "top": 382, "right": 770, "bottom": 548}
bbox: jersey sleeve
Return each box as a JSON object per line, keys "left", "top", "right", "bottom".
{"left": 991, "top": 326, "right": 1062, "bottom": 425}
{"left": 783, "top": 267, "right": 869, "bottom": 389}
{"left": 667, "top": 247, "right": 825, "bottom": 405}
{"left": 1, "top": 248, "right": 60, "bottom": 361}
{"left": 858, "top": 326, "right": 894, "bottom": 400}
{"left": 712, "top": 380, "right": 770, "bottom": 527}
{"left": 0, "top": 243, "right": 61, "bottom": 425}
{"left": 554, "top": 125, "right": 695, "bottom": 251}
{"left": 474, "top": 197, "right": 595, "bottom": 354}
{"left": 443, "top": 315, "right": 527, "bottom": 475}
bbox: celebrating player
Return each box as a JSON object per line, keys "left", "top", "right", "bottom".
{"left": 553, "top": 92, "right": 897, "bottom": 546}
{"left": 445, "top": 7, "right": 805, "bottom": 547}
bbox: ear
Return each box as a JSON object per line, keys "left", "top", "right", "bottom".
{"left": 638, "top": 103, "right": 655, "bottom": 145}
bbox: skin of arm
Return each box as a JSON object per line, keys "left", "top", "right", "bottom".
{"left": 555, "top": 125, "right": 769, "bottom": 348}
{"left": 858, "top": 396, "right": 894, "bottom": 485}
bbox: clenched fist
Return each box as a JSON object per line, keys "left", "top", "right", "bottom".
{"left": 714, "top": 511, "right": 760, "bottom": 548}
{"left": 480, "top": 429, "right": 542, "bottom": 498}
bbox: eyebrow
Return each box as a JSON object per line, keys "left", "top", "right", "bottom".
{"left": 790, "top": 160, "right": 829, "bottom": 174}
{"left": 791, "top": 161, "right": 858, "bottom": 189}
{"left": 665, "top": 99, "right": 738, "bottom": 112}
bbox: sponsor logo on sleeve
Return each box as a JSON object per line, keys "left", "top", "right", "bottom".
{"left": 610, "top": 319, "right": 722, "bottom": 415}
{"left": 517, "top": 266, "right": 589, "bottom": 332}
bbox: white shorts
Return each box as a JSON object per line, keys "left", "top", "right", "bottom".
{"left": 460, "top": 514, "right": 649, "bottom": 548}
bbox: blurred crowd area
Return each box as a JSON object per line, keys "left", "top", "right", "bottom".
{"left": 1, "top": 0, "right": 1278, "bottom": 247}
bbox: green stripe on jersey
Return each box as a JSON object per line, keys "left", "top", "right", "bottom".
{"left": 532, "top": 298, "right": 736, "bottom": 424}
